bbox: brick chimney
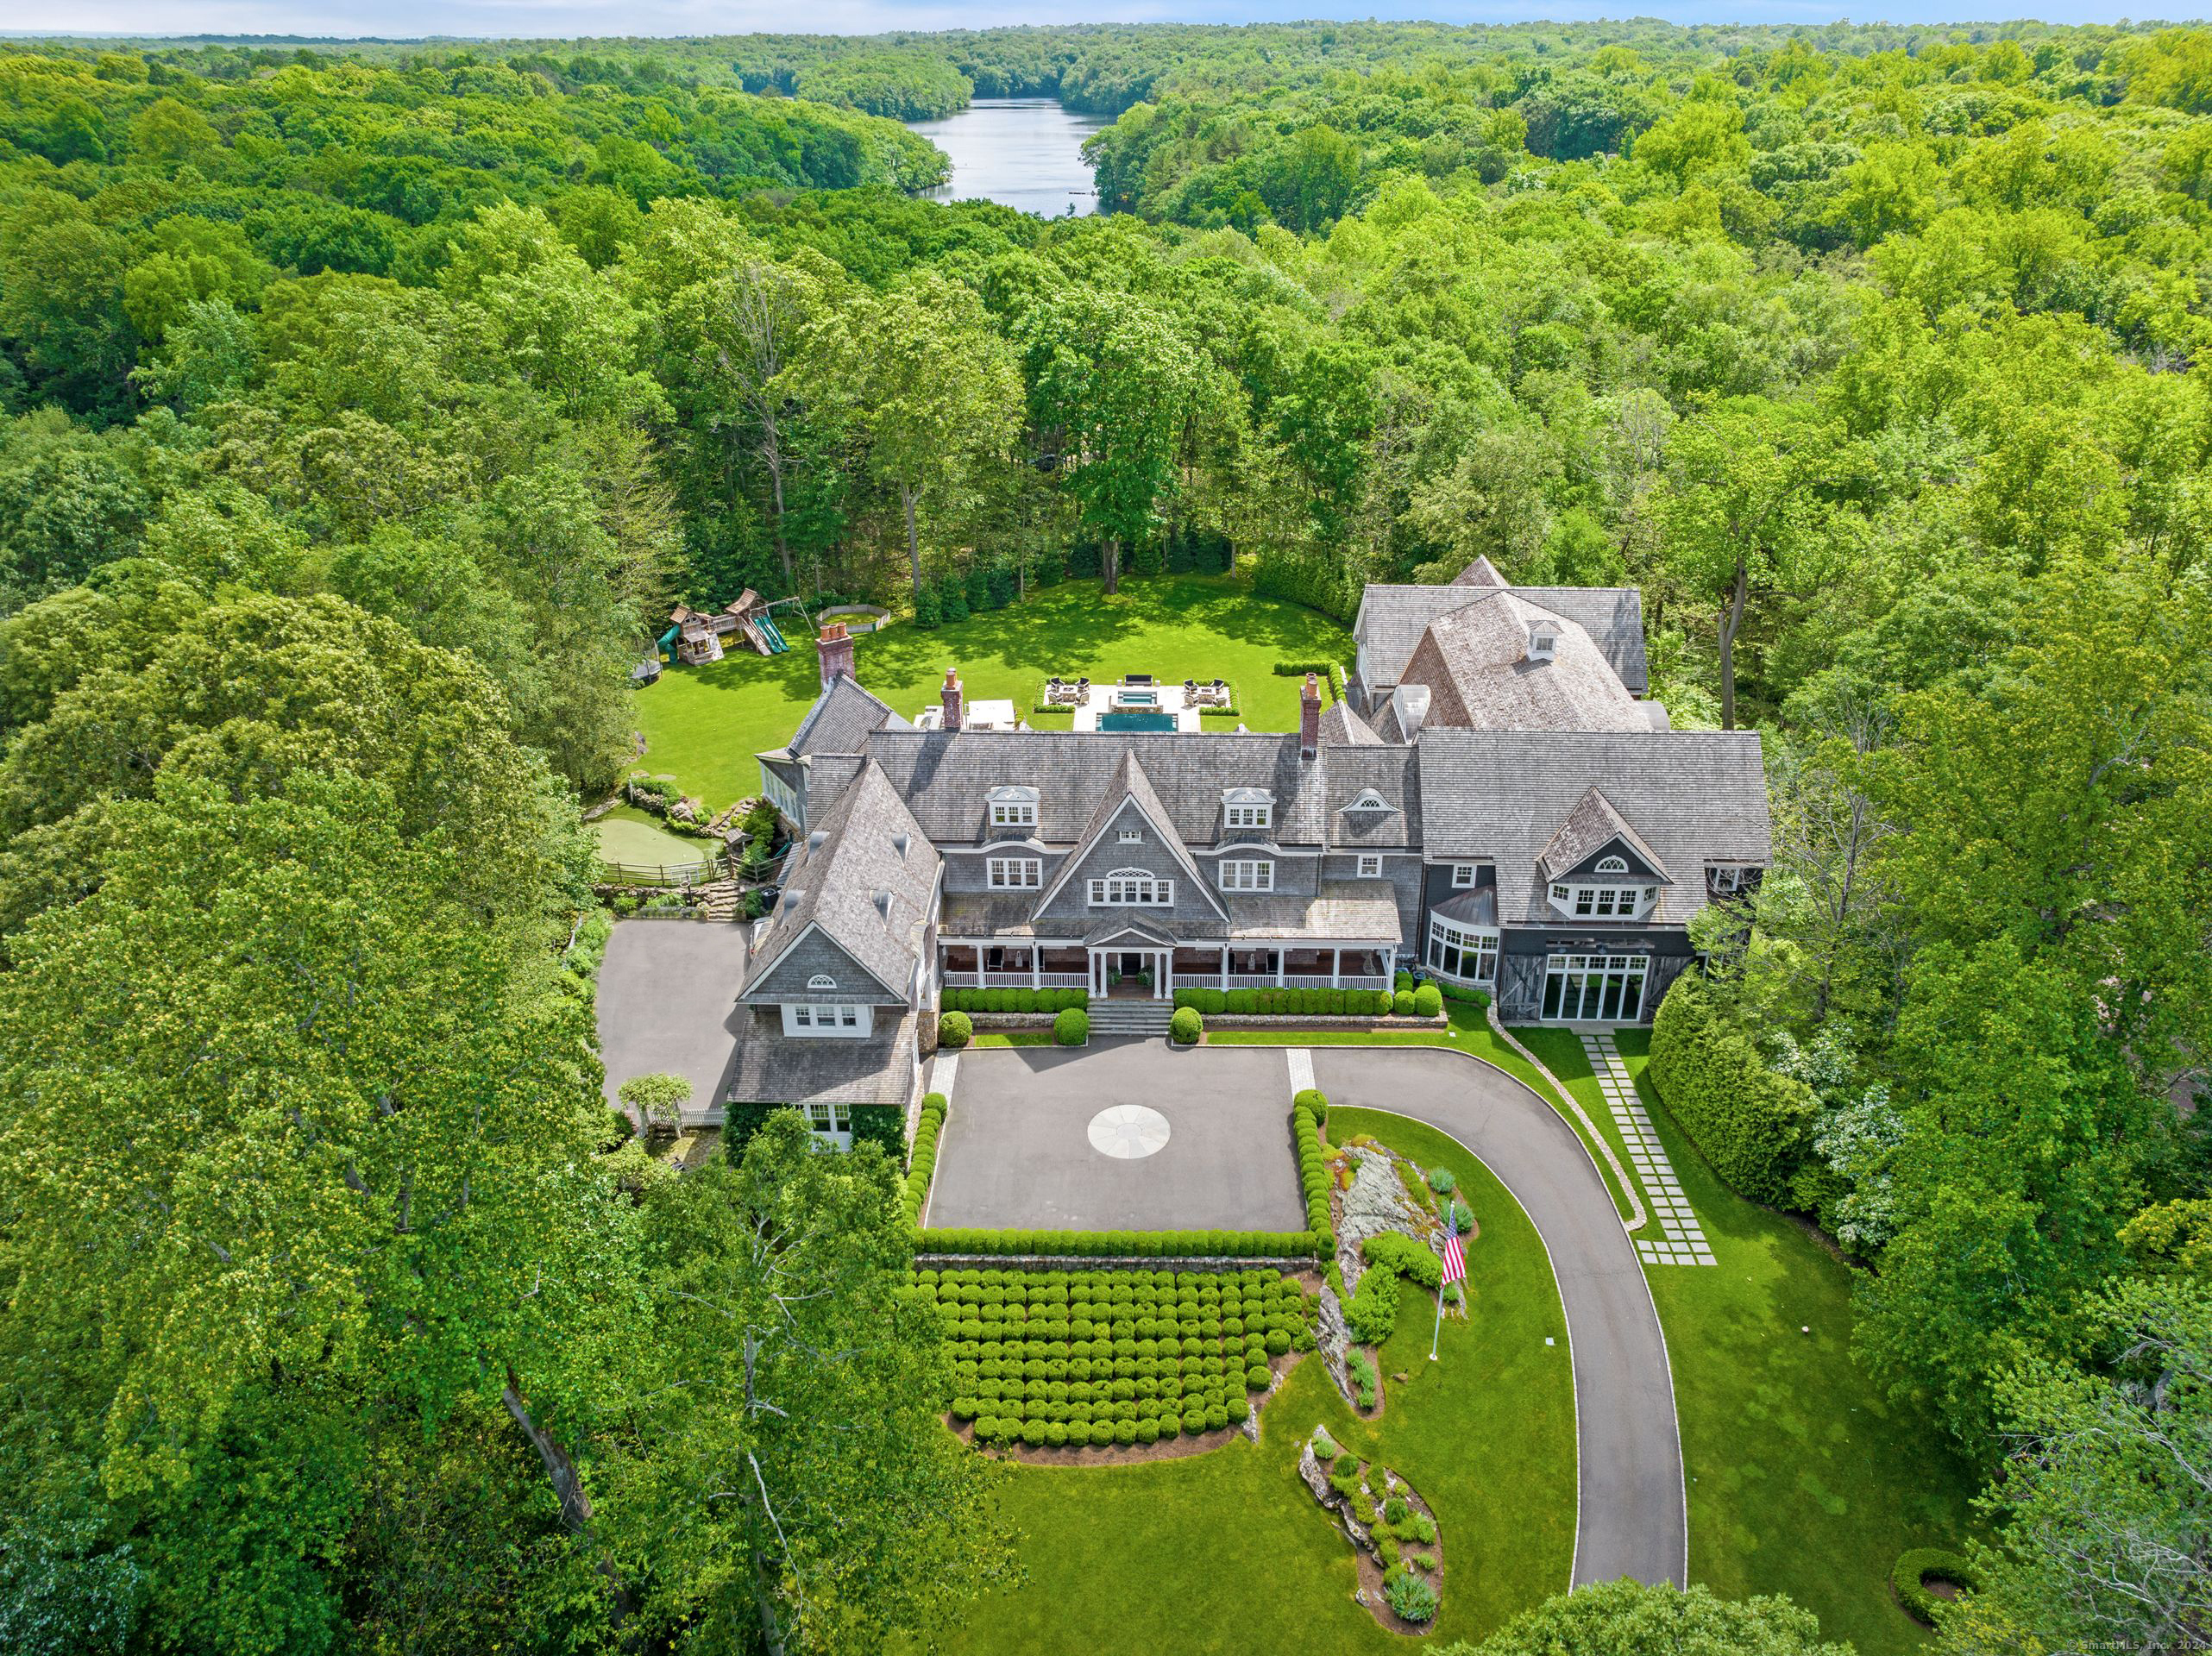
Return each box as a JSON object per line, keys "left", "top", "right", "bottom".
{"left": 817, "top": 621, "right": 854, "bottom": 688}
{"left": 941, "top": 668, "right": 964, "bottom": 732}
{"left": 1299, "top": 672, "right": 1322, "bottom": 761}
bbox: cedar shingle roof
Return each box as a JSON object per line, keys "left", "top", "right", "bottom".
{"left": 1417, "top": 730, "right": 1769, "bottom": 926}
{"left": 739, "top": 762, "right": 939, "bottom": 1001}
{"left": 1536, "top": 787, "right": 1674, "bottom": 882}
{"left": 1355, "top": 582, "right": 1650, "bottom": 695}
{"left": 779, "top": 674, "right": 909, "bottom": 761}
{"left": 1318, "top": 699, "right": 1384, "bottom": 746}
{"left": 1401, "top": 589, "right": 1650, "bottom": 733}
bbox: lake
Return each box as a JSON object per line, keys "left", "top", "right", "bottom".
{"left": 908, "top": 97, "right": 1110, "bottom": 217}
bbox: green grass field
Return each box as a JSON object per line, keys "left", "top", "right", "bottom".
{"left": 588, "top": 803, "right": 709, "bottom": 869}
{"left": 942, "top": 1110, "right": 1574, "bottom": 1653}
{"left": 1515, "top": 1028, "right": 1981, "bottom": 1656}
{"left": 629, "top": 574, "right": 1354, "bottom": 808}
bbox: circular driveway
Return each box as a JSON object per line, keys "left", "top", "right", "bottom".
{"left": 1310, "top": 1045, "right": 1686, "bottom": 1589}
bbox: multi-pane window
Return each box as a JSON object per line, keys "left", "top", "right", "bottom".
{"left": 805, "top": 1102, "right": 852, "bottom": 1135}
{"left": 990, "top": 800, "right": 1036, "bottom": 828}
{"left": 1450, "top": 863, "right": 1478, "bottom": 888}
{"left": 789, "top": 1003, "right": 863, "bottom": 1037}
{"left": 1425, "top": 915, "right": 1499, "bottom": 984}
{"left": 1594, "top": 855, "right": 1630, "bottom": 874}
{"left": 1542, "top": 953, "right": 1651, "bottom": 1023}
{"left": 1087, "top": 869, "right": 1172, "bottom": 906}
{"left": 1219, "top": 859, "right": 1273, "bottom": 892}
{"left": 987, "top": 856, "right": 1040, "bottom": 889}
{"left": 1355, "top": 854, "right": 1384, "bottom": 879}
{"left": 1552, "top": 884, "right": 1658, "bottom": 919}
{"left": 1708, "top": 865, "right": 1753, "bottom": 895}
{"left": 1226, "top": 803, "right": 1271, "bottom": 831}
{"left": 1118, "top": 828, "right": 1143, "bottom": 844}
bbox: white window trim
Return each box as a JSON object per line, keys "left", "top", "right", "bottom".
{"left": 986, "top": 856, "right": 1041, "bottom": 890}
{"left": 1450, "top": 862, "right": 1478, "bottom": 888}
{"left": 1593, "top": 855, "right": 1629, "bottom": 875}
{"left": 783, "top": 1001, "right": 870, "bottom": 1038}
{"left": 807, "top": 973, "right": 838, "bottom": 990}
{"left": 805, "top": 1100, "right": 854, "bottom": 1146}
{"left": 986, "top": 785, "right": 1039, "bottom": 829}
{"left": 1218, "top": 858, "right": 1273, "bottom": 893}
{"left": 1425, "top": 914, "right": 1499, "bottom": 985}
{"left": 1355, "top": 853, "right": 1384, "bottom": 879}
{"left": 1550, "top": 882, "right": 1659, "bottom": 920}
{"left": 1086, "top": 867, "right": 1173, "bottom": 907}
{"left": 1118, "top": 828, "right": 1143, "bottom": 844}
{"left": 1343, "top": 788, "right": 1393, "bottom": 813}
{"left": 1223, "top": 790, "right": 1273, "bottom": 831}
{"left": 1708, "top": 864, "right": 1754, "bottom": 894}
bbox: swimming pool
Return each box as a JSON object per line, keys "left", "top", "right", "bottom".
{"left": 1117, "top": 690, "right": 1159, "bottom": 706}
{"left": 1099, "top": 712, "right": 1178, "bottom": 732}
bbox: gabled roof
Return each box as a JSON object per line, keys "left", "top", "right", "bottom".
{"left": 1417, "top": 730, "right": 1769, "bottom": 927}
{"left": 1032, "top": 750, "right": 1226, "bottom": 920}
{"left": 1318, "top": 699, "right": 1384, "bottom": 747}
{"left": 739, "top": 762, "right": 939, "bottom": 1002}
{"left": 1401, "top": 588, "right": 1650, "bottom": 734}
{"left": 1453, "top": 555, "right": 1508, "bottom": 587}
{"left": 776, "top": 674, "right": 910, "bottom": 762}
{"left": 1354, "top": 582, "right": 1649, "bottom": 695}
{"left": 1536, "top": 787, "right": 1673, "bottom": 883}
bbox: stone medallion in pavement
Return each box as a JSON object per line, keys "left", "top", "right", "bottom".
{"left": 1087, "top": 1104, "right": 1171, "bottom": 1159}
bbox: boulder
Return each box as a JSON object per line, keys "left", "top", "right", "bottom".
{"left": 1297, "top": 1440, "right": 1335, "bottom": 1508}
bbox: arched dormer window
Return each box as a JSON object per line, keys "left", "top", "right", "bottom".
{"left": 1222, "top": 787, "right": 1273, "bottom": 831}
{"left": 987, "top": 785, "right": 1038, "bottom": 829}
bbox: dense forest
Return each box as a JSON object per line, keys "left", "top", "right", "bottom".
{"left": 0, "top": 18, "right": 2208, "bottom": 1656}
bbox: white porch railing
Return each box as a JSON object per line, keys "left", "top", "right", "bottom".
{"left": 945, "top": 969, "right": 1089, "bottom": 989}
{"left": 1171, "top": 972, "right": 1391, "bottom": 991}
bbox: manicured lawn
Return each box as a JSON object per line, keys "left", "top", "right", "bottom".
{"left": 629, "top": 573, "right": 1353, "bottom": 808}
{"left": 1530, "top": 1027, "right": 1980, "bottom": 1656}
{"left": 588, "top": 803, "right": 712, "bottom": 868}
{"left": 941, "top": 1109, "right": 1574, "bottom": 1653}
{"left": 967, "top": 1032, "right": 1054, "bottom": 1048}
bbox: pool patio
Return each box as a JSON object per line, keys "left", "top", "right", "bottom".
{"left": 1059, "top": 677, "right": 1225, "bottom": 733}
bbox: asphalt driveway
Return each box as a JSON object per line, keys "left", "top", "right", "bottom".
{"left": 927, "top": 1042, "right": 1307, "bottom": 1233}
{"left": 1310, "top": 1045, "right": 1686, "bottom": 1590}
{"left": 594, "top": 920, "right": 751, "bottom": 1114}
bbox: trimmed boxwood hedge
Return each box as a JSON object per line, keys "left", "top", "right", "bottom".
{"left": 922, "top": 1226, "right": 1325, "bottom": 1258}
{"left": 1053, "top": 1007, "right": 1089, "bottom": 1045}
{"left": 921, "top": 1264, "right": 1317, "bottom": 1451}
{"left": 1170, "top": 1005, "right": 1202, "bottom": 1044}
{"left": 1891, "top": 1547, "right": 1983, "bottom": 1626}
{"left": 1295, "top": 1100, "right": 1333, "bottom": 1238}
{"left": 1647, "top": 975, "right": 1818, "bottom": 1205}
{"left": 1174, "top": 986, "right": 1401, "bottom": 1017}
{"left": 940, "top": 988, "right": 1090, "bottom": 1013}
{"left": 903, "top": 1093, "right": 948, "bottom": 1226}
{"left": 937, "top": 1010, "right": 972, "bottom": 1049}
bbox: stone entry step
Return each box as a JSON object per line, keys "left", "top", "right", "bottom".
{"left": 1086, "top": 1000, "right": 1177, "bottom": 1037}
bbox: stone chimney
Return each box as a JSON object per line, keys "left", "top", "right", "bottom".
{"left": 1299, "top": 672, "right": 1322, "bottom": 761}
{"left": 817, "top": 620, "right": 855, "bottom": 689}
{"left": 941, "top": 668, "right": 965, "bottom": 732}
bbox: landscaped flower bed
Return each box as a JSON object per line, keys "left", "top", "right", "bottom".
{"left": 1298, "top": 1427, "right": 1444, "bottom": 1630}
{"left": 921, "top": 1265, "right": 1319, "bottom": 1461}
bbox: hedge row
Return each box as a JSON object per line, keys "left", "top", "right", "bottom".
{"left": 903, "top": 1094, "right": 947, "bottom": 1226}
{"left": 1891, "top": 1548, "right": 1983, "bottom": 1626}
{"left": 916, "top": 1265, "right": 1317, "bottom": 1448}
{"left": 942, "top": 988, "right": 1090, "bottom": 1013}
{"left": 922, "top": 1227, "right": 1325, "bottom": 1258}
{"left": 1173, "top": 987, "right": 1408, "bottom": 1017}
{"left": 1362, "top": 1230, "right": 1444, "bottom": 1291}
{"left": 1295, "top": 1098, "right": 1333, "bottom": 1238}
{"left": 1647, "top": 975, "right": 1818, "bottom": 1206}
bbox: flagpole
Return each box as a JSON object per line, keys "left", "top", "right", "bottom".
{"left": 1429, "top": 1283, "right": 1443, "bottom": 1362}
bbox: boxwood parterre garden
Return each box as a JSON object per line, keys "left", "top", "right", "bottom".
{"left": 922, "top": 1266, "right": 1318, "bottom": 1449}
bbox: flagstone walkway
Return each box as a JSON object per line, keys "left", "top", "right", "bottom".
{"left": 1580, "top": 1032, "right": 1713, "bottom": 1267}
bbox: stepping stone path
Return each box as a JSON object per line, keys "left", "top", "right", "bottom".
{"left": 1580, "top": 1032, "right": 1714, "bottom": 1268}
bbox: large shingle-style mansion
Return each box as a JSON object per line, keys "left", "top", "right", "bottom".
{"left": 729, "top": 557, "right": 1769, "bottom": 1129}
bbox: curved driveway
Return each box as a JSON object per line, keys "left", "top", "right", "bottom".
{"left": 1311, "top": 1046, "right": 1687, "bottom": 1588}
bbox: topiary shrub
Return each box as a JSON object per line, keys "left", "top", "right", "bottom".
{"left": 1648, "top": 975, "right": 1818, "bottom": 1205}
{"left": 1412, "top": 983, "right": 1442, "bottom": 1017}
{"left": 1170, "top": 1005, "right": 1202, "bottom": 1045}
{"left": 1892, "top": 1548, "right": 1983, "bottom": 1626}
{"left": 937, "top": 1010, "right": 972, "bottom": 1050}
{"left": 1292, "top": 1087, "right": 1328, "bottom": 1126}
{"left": 1392, "top": 989, "right": 1416, "bottom": 1016}
{"left": 1384, "top": 1567, "right": 1438, "bottom": 1623}
{"left": 1393, "top": 969, "right": 1414, "bottom": 994}
{"left": 1053, "top": 1007, "right": 1089, "bottom": 1045}
{"left": 1363, "top": 1231, "right": 1443, "bottom": 1291}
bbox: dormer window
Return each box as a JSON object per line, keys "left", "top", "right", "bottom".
{"left": 1344, "top": 789, "right": 1393, "bottom": 814}
{"left": 1223, "top": 787, "right": 1273, "bottom": 832}
{"left": 1550, "top": 881, "right": 1659, "bottom": 919}
{"left": 1526, "top": 618, "right": 1559, "bottom": 662}
{"left": 987, "top": 785, "right": 1038, "bottom": 829}
{"left": 1594, "top": 856, "right": 1629, "bottom": 875}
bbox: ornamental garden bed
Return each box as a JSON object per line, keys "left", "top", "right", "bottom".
{"left": 1298, "top": 1427, "right": 1444, "bottom": 1631}
{"left": 918, "top": 1264, "right": 1322, "bottom": 1466}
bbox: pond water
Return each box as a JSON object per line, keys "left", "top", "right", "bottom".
{"left": 907, "top": 97, "right": 1109, "bottom": 218}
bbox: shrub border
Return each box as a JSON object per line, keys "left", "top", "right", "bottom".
{"left": 1891, "top": 1547, "right": 1983, "bottom": 1626}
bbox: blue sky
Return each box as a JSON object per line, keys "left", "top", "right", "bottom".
{"left": 2, "top": 4, "right": 2181, "bottom": 41}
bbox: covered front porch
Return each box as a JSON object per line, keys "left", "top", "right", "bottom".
{"left": 938, "top": 934, "right": 1396, "bottom": 1000}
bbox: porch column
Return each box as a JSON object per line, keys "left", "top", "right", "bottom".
{"left": 1220, "top": 945, "right": 1229, "bottom": 991}
{"left": 1275, "top": 950, "right": 1285, "bottom": 988}
{"left": 1330, "top": 947, "right": 1341, "bottom": 988}
{"left": 1031, "top": 950, "right": 1040, "bottom": 990}
{"left": 1383, "top": 945, "right": 1396, "bottom": 982}
{"left": 1156, "top": 950, "right": 1169, "bottom": 1000}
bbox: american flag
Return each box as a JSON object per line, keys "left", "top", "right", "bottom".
{"left": 1441, "top": 1229, "right": 1467, "bottom": 1289}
